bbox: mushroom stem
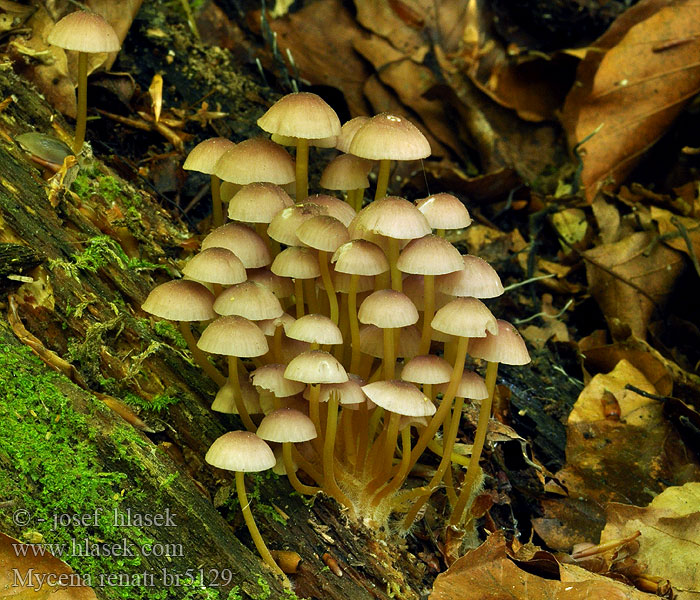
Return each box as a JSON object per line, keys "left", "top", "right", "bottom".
{"left": 348, "top": 274, "right": 361, "bottom": 373}
{"left": 365, "top": 411, "right": 400, "bottom": 495}
{"left": 374, "top": 159, "right": 391, "bottom": 200}
{"left": 210, "top": 174, "right": 223, "bottom": 228}
{"left": 418, "top": 274, "right": 435, "bottom": 355}
{"left": 282, "top": 442, "right": 319, "bottom": 495}
{"left": 179, "top": 321, "right": 226, "bottom": 387}
{"left": 406, "top": 336, "right": 469, "bottom": 474}
{"left": 318, "top": 250, "right": 339, "bottom": 325}
{"left": 387, "top": 237, "right": 402, "bottom": 292}
{"left": 307, "top": 383, "right": 324, "bottom": 451}
{"left": 354, "top": 401, "right": 370, "bottom": 476}
{"left": 372, "top": 426, "right": 411, "bottom": 507}
{"left": 323, "top": 391, "right": 353, "bottom": 512}
{"left": 235, "top": 471, "right": 288, "bottom": 582}
{"left": 335, "top": 293, "right": 349, "bottom": 363}
{"left": 291, "top": 446, "right": 323, "bottom": 485}
{"left": 303, "top": 278, "right": 319, "bottom": 314}
{"left": 273, "top": 324, "right": 283, "bottom": 363}
{"left": 294, "top": 278, "right": 305, "bottom": 318}
{"left": 228, "top": 356, "right": 256, "bottom": 432}
{"left": 449, "top": 361, "right": 498, "bottom": 526}
{"left": 382, "top": 327, "right": 395, "bottom": 380}
{"left": 295, "top": 138, "right": 309, "bottom": 202}
{"left": 402, "top": 394, "right": 465, "bottom": 529}
{"left": 73, "top": 51, "right": 88, "bottom": 154}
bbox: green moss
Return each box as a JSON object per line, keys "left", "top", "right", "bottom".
{"left": 153, "top": 320, "right": 188, "bottom": 349}
{"left": 123, "top": 390, "right": 180, "bottom": 413}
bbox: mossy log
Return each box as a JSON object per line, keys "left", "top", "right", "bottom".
{"left": 0, "top": 56, "right": 425, "bottom": 600}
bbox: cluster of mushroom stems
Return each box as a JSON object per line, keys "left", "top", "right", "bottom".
{"left": 141, "top": 92, "right": 530, "bottom": 581}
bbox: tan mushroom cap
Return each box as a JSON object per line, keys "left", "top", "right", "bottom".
{"left": 48, "top": 10, "right": 120, "bottom": 53}
{"left": 349, "top": 113, "right": 431, "bottom": 161}
{"left": 246, "top": 267, "right": 295, "bottom": 299}
{"left": 256, "top": 312, "right": 294, "bottom": 337}
{"left": 252, "top": 364, "right": 306, "bottom": 397}
{"left": 437, "top": 255, "right": 504, "bottom": 299}
{"left": 213, "top": 280, "right": 283, "bottom": 320}
{"left": 320, "top": 154, "right": 372, "bottom": 191}
{"left": 285, "top": 314, "right": 343, "bottom": 345}
{"left": 331, "top": 239, "right": 389, "bottom": 276}
{"left": 228, "top": 182, "right": 293, "bottom": 224}
{"left": 436, "top": 369, "right": 488, "bottom": 399}
{"left": 431, "top": 297, "right": 498, "bottom": 338}
{"left": 351, "top": 196, "right": 430, "bottom": 240}
{"left": 359, "top": 324, "right": 420, "bottom": 359}
{"left": 401, "top": 354, "right": 453, "bottom": 385}
{"left": 205, "top": 431, "right": 275, "bottom": 472}
{"left": 214, "top": 138, "right": 295, "bottom": 185}
{"left": 212, "top": 378, "right": 262, "bottom": 414}
{"left": 271, "top": 133, "right": 337, "bottom": 148}
{"left": 268, "top": 203, "right": 326, "bottom": 246}
{"left": 257, "top": 92, "right": 341, "bottom": 140}
{"left": 415, "top": 193, "right": 472, "bottom": 230}
{"left": 402, "top": 274, "right": 449, "bottom": 312}
{"left": 182, "top": 247, "right": 247, "bottom": 286}
{"left": 469, "top": 319, "right": 530, "bottom": 365}
{"left": 336, "top": 116, "right": 370, "bottom": 153}
{"left": 304, "top": 194, "right": 356, "bottom": 227}
{"left": 361, "top": 380, "right": 436, "bottom": 417}
{"left": 183, "top": 138, "right": 236, "bottom": 174}
{"left": 202, "top": 223, "right": 271, "bottom": 269}
{"left": 358, "top": 289, "right": 419, "bottom": 329}
{"left": 317, "top": 268, "right": 374, "bottom": 294}
{"left": 271, "top": 246, "right": 321, "bottom": 280}
{"left": 284, "top": 350, "right": 348, "bottom": 384}
{"left": 316, "top": 377, "right": 366, "bottom": 405}
{"left": 142, "top": 279, "right": 215, "bottom": 322}
{"left": 397, "top": 234, "right": 464, "bottom": 276}
{"left": 257, "top": 408, "right": 317, "bottom": 443}
{"left": 197, "top": 315, "right": 269, "bottom": 357}
{"left": 296, "top": 215, "right": 349, "bottom": 253}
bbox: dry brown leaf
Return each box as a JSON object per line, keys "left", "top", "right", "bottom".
{"left": 583, "top": 231, "right": 684, "bottom": 339}
{"left": 429, "top": 531, "right": 659, "bottom": 600}
{"left": 650, "top": 205, "right": 700, "bottom": 260}
{"left": 267, "top": 0, "right": 373, "bottom": 117}
{"left": 602, "top": 483, "right": 700, "bottom": 600}
{"left": 0, "top": 531, "right": 97, "bottom": 599}
{"left": 561, "top": 0, "right": 700, "bottom": 201}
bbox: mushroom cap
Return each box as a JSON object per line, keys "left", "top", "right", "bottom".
{"left": 469, "top": 319, "right": 531, "bottom": 365}
{"left": 359, "top": 324, "right": 420, "bottom": 359}
{"left": 284, "top": 350, "right": 348, "bottom": 384}
{"left": 228, "top": 182, "right": 293, "bottom": 224}
{"left": 246, "top": 267, "right": 295, "bottom": 299}
{"left": 213, "top": 280, "right": 283, "bottom": 320}
{"left": 361, "top": 380, "right": 436, "bottom": 417}
{"left": 48, "top": 10, "right": 120, "bottom": 53}
{"left": 214, "top": 138, "right": 295, "bottom": 185}
{"left": 205, "top": 431, "right": 275, "bottom": 472}
{"left": 335, "top": 116, "right": 370, "bottom": 153}
{"left": 415, "top": 193, "right": 472, "bottom": 230}
{"left": 397, "top": 234, "right": 464, "bottom": 276}
{"left": 431, "top": 297, "right": 498, "bottom": 338}
{"left": 402, "top": 274, "right": 449, "bottom": 312}
{"left": 320, "top": 154, "right": 371, "bottom": 191}
{"left": 257, "top": 92, "right": 341, "bottom": 140}
{"left": 256, "top": 312, "right": 294, "bottom": 336}
{"left": 315, "top": 377, "right": 367, "bottom": 405}
{"left": 296, "top": 215, "right": 349, "bottom": 253}
{"left": 271, "top": 246, "right": 320, "bottom": 279}
{"left": 401, "top": 354, "right": 453, "bottom": 385}
{"left": 285, "top": 314, "right": 343, "bottom": 345}
{"left": 436, "top": 369, "right": 488, "bottom": 400}
{"left": 142, "top": 279, "right": 215, "bottom": 322}
{"left": 304, "top": 194, "right": 356, "bottom": 228}
{"left": 201, "top": 223, "right": 271, "bottom": 269}
{"left": 349, "top": 113, "right": 430, "bottom": 161}
{"left": 197, "top": 315, "right": 269, "bottom": 357}
{"left": 332, "top": 239, "right": 389, "bottom": 276}
{"left": 268, "top": 203, "right": 326, "bottom": 246}
{"left": 182, "top": 247, "right": 247, "bottom": 286}
{"left": 212, "top": 378, "right": 262, "bottom": 414}
{"left": 358, "top": 289, "right": 418, "bottom": 328}
{"left": 257, "top": 408, "right": 317, "bottom": 443}
{"left": 252, "top": 363, "right": 306, "bottom": 397}
{"left": 183, "top": 138, "right": 236, "bottom": 174}
{"left": 350, "top": 196, "right": 430, "bottom": 240}
{"left": 437, "top": 255, "right": 504, "bottom": 299}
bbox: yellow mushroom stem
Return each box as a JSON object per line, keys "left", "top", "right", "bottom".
{"left": 323, "top": 391, "right": 354, "bottom": 514}
{"left": 365, "top": 411, "right": 400, "bottom": 496}
{"left": 291, "top": 445, "right": 323, "bottom": 486}
{"left": 449, "top": 360, "right": 498, "bottom": 526}
{"left": 383, "top": 327, "right": 395, "bottom": 380}
{"left": 427, "top": 439, "right": 470, "bottom": 466}
{"left": 303, "top": 278, "right": 319, "bottom": 314}
{"left": 228, "top": 356, "right": 256, "bottom": 432}
{"left": 418, "top": 274, "right": 435, "bottom": 355}
{"left": 348, "top": 274, "right": 362, "bottom": 373}
{"left": 318, "top": 250, "right": 339, "bottom": 325}
{"left": 295, "top": 138, "right": 309, "bottom": 202}
{"left": 73, "top": 51, "right": 88, "bottom": 154}
{"left": 354, "top": 401, "right": 370, "bottom": 477}
{"left": 307, "top": 383, "right": 324, "bottom": 452}
{"left": 294, "top": 278, "right": 305, "bottom": 318}
{"left": 387, "top": 237, "right": 402, "bottom": 292}
{"left": 402, "top": 394, "right": 465, "bottom": 529}
{"left": 374, "top": 158, "right": 391, "bottom": 200}
{"left": 178, "top": 321, "right": 226, "bottom": 387}
{"left": 282, "top": 442, "right": 319, "bottom": 495}
{"left": 255, "top": 222, "right": 273, "bottom": 254}
{"left": 340, "top": 407, "right": 357, "bottom": 467}
{"left": 211, "top": 174, "right": 223, "bottom": 228}
{"left": 235, "top": 471, "right": 288, "bottom": 583}
{"left": 335, "top": 293, "right": 349, "bottom": 363}
{"left": 371, "top": 426, "right": 412, "bottom": 507}
{"left": 273, "top": 324, "right": 284, "bottom": 363}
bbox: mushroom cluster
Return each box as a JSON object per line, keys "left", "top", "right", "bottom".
{"left": 142, "top": 92, "right": 530, "bottom": 574}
